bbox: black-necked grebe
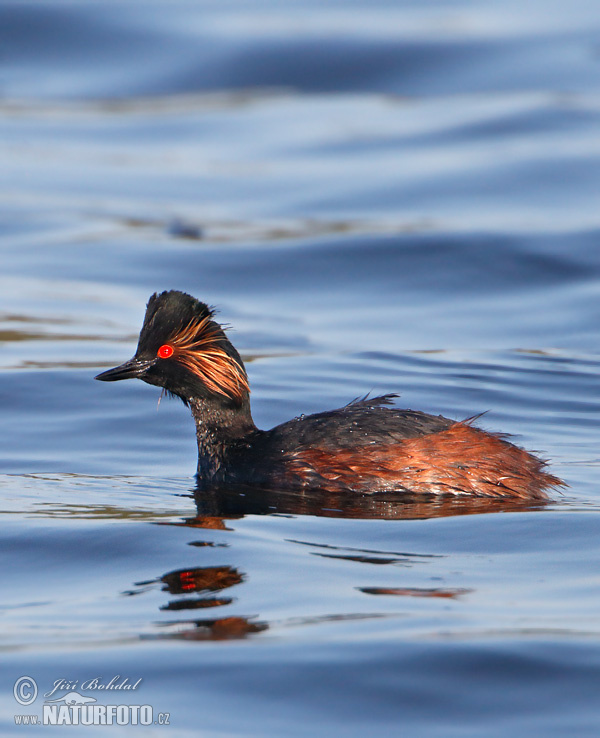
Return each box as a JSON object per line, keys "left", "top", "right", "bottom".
{"left": 95, "top": 290, "right": 562, "bottom": 500}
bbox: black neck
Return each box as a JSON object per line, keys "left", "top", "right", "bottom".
{"left": 189, "top": 395, "right": 256, "bottom": 480}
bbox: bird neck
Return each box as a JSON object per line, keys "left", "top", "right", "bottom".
{"left": 189, "top": 395, "right": 256, "bottom": 480}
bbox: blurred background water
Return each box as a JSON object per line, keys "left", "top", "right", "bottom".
{"left": 2, "top": 0, "right": 600, "bottom": 735}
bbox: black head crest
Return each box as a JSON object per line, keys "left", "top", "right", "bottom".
{"left": 97, "top": 291, "right": 249, "bottom": 405}
{"left": 140, "top": 291, "right": 249, "bottom": 404}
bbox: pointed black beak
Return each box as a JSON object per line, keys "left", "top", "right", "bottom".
{"left": 95, "top": 357, "right": 156, "bottom": 382}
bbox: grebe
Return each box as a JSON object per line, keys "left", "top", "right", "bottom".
{"left": 95, "top": 290, "right": 562, "bottom": 499}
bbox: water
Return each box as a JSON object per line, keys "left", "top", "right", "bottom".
{"left": 2, "top": 0, "right": 600, "bottom": 735}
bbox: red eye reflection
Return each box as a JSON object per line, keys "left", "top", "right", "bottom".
{"left": 157, "top": 344, "right": 174, "bottom": 359}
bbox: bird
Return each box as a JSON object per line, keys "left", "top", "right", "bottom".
{"left": 95, "top": 290, "right": 562, "bottom": 500}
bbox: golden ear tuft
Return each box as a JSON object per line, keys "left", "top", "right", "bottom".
{"left": 166, "top": 316, "right": 249, "bottom": 402}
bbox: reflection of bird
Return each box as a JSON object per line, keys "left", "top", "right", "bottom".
{"left": 161, "top": 566, "right": 243, "bottom": 595}
{"left": 97, "top": 290, "right": 563, "bottom": 500}
{"left": 167, "top": 616, "right": 268, "bottom": 642}
{"left": 190, "top": 485, "right": 549, "bottom": 521}
{"left": 45, "top": 692, "right": 96, "bottom": 705}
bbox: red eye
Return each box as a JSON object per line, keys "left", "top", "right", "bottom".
{"left": 157, "top": 344, "right": 174, "bottom": 359}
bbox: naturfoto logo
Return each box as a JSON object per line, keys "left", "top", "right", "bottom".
{"left": 13, "top": 676, "right": 170, "bottom": 727}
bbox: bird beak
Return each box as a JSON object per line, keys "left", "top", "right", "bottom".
{"left": 95, "top": 357, "right": 156, "bottom": 382}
